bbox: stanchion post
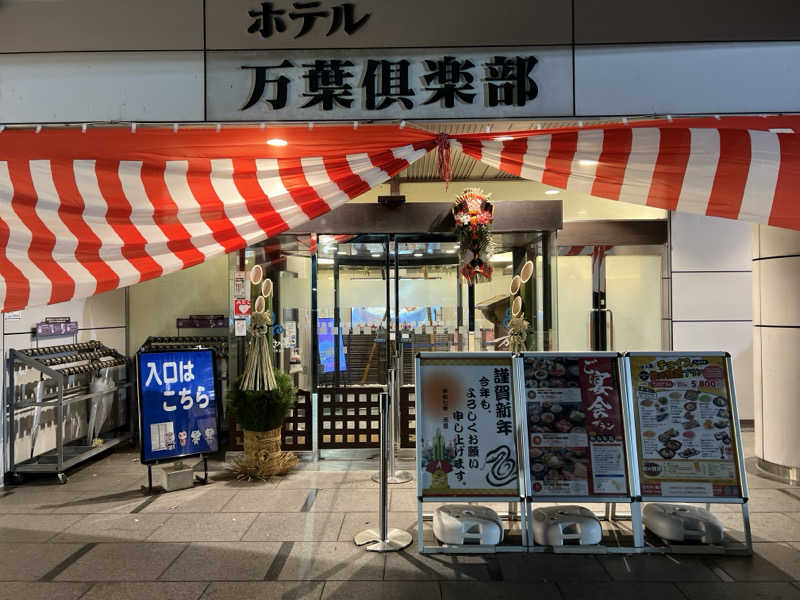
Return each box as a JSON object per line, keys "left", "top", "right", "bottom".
{"left": 354, "top": 391, "right": 412, "bottom": 552}
{"left": 379, "top": 390, "right": 389, "bottom": 541}
{"left": 372, "top": 365, "right": 412, "bottom": 485}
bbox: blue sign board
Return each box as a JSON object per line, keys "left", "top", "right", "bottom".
{"left": 318, "top": 317, "right": 346, "bottom": 374}
{"left": 137, "top": 349, "right": 219, "bottom": 464}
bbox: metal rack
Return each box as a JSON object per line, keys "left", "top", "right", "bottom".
{"left": 6, "top": 341, "right": 131, "bottom": 483}
{"left": 139, "top": 336, "right": 228, "bottom": 359}
{"left": 139, "top": 336, "right": 228, "bottom": 382}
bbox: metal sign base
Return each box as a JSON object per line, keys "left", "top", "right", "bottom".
{"left": 371, "top": 470, "right": 414, "bottom": 484}
{"left": 354, "top": 528, "right": 413, "bottom": 552}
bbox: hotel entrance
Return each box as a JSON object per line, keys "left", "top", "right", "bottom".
{"left": 231, "top": 201, "right": 561, "bottom": 454}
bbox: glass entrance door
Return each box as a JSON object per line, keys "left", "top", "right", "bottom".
{"left": 556, "top": 244, "right": 665, "bottom": 352}
{"left": 316, "top": 235, "right": 390, "bottom": 449}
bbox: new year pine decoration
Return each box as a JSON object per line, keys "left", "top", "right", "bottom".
{"left": 229, "top": 273, "right": 297, "bottom": 479}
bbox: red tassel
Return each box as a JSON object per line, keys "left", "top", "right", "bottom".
{"left": 435, "top": 133, "right": 451, "bottom": 190}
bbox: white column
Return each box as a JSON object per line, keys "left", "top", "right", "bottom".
{"left": 753, "top": 225, "right": 800, "bottom": 477}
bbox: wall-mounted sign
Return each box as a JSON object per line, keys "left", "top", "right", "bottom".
{"left": 628, "top": 352, "right": 742, "bottom": 500}
{"left": 234, "top": 298, "right": 251, "bottom": 317}
{"left": 176, "top": 315, "right": 227, "bottom": 329}
{"left": 138, "top": 349, "right": 220, "bottom": 464}
{"left": 233, "top": 270, "right": 247, "bottom": 299}
{"left": 35, "top": 317, "right": 79, "bottom": 338}
{"left": 520, "top": 353, "right": 630, "bottom": 499}
{"left": 234, "top": 318, "right": 248, "bottom": 337}
{"left": 204, "top": 0, "right": 571, "bottom": 51}
{"left": 206, "top": 46, "right": 572, "bottom": 121}
{"left": 285, "top": 320, "right": 297, "bottom": 348}
{"left": 416, "top": 353, "right": 521, "bottom": 499}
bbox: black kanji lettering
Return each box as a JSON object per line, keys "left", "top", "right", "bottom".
{"left": 496, "top": 419, "right": 513, "bottom": 435}
{"left": 483, "top": 56, "right": 539, "bottom": 107}
{"left": 301, "top": 59, "right": 354, "bottom": 109}
{"left": 241, "top": 60, "right": 293, "bottom": 110}
{"left": 422, "top": 56, "right": 476, "bottom": 108}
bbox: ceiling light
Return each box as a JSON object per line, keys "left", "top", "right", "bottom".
{"left": 578, "top": 159, "right": 598, "bottom": 166}
{"left": 494, "top": 135, "right": 514, "bottom": 142}
{"left": 336, "top": 249, "right": 347, "bottom": 255}
{"left": 318, "top": 258, "right": 334, "bottom": 265}
{"left": 267, "top": 138, "right": 288, "bottom": 147}
{"left": 544, "top": 189, "right": 560, "bottom": 195}
{"left": 446, "top": 249, "right": 456, "bottom": 254}
{"left": 413, "top": 252, "right": 423, "bottom": 257}
{"left": 371, "top": 252, "right": 381, "bottom": 258}
{"left": 490, "top": 252, "right": 513, "bottom": 263}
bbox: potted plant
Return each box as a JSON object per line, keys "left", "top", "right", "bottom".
{"left": 227, "top": 288, "right": 298, "bottom": 479}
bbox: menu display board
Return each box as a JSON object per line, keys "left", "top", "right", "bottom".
{"left": 521, "top": 354, "right": 629, "bottom": 497}
{"left": 417, "top": 354, "right": 520, "bottom": 498}
{"left": 629, "top": 353, "right": 741, "bottom": 499}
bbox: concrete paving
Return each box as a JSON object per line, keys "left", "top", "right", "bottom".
{"left": 3, "top": 430, "right": 800, "bottom": 598}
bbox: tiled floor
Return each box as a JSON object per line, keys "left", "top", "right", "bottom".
{"left": 4, "top": 431, "right": 800, "bottom": 599}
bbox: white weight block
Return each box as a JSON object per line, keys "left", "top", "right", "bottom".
{"left": 432, "top": 504, "right": 504, "bottom": 546}
{"left": 532, "top": 505, "right": 602, "bottom": 546}
{"left": 643, "top": 503, "right": 725, "bottom": 544}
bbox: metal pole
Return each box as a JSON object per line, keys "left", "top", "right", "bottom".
{"left": 387, "top": 368, "right": 396, "bottom": 479}
{"left": 379, "top": 391, "right": 389, "bottom": 541}
{"left": 354, "top": 391, "right": 412, "bottom": 552}
{"left": 372, "top": 365, "right": 412, "bottom": 484}
{"left": 310, "top": 253, "right": 319, "bottom": 462}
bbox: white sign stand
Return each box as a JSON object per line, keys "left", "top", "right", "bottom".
{"left": 625, "top": 352, "right": 752, "bottom": 556}
{"left": 415, "top": 352, "right": 528, "bottom": 554}
{"left": 516, "top": 352, "right": 644, "bottom": 553}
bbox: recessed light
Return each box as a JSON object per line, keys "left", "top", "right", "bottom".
{"left": 267, "top": 138, "right": 288, "bottom": 147}
{"left": 578, "top": 159, "right": 598, "bottom": 166}
{"left": 371, "top": 253, "right": 380, "bottom": 258}
{"left": 544, "top": 189, "right": 560, "bottom": 195}
{"left": 446, "top": 249, "right": 456, "bottom": 254}
{"left": 493, "top": 135, "right": 514, "bottom": 142}
{"left": 414, "top": 252, "right": 423, "bottom": 257}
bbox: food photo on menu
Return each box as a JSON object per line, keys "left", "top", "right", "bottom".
{"left": 523, "top": 356, "right": 627, "bottom": 497}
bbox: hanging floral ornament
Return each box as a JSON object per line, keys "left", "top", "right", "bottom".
{"left": 453, "top": 187, "right": 495, "bottom": 283}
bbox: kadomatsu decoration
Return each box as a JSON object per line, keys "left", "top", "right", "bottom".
{"left": 422, "top": 428, "right": 455, "bottom": 491}
{"left": 453, "top": 188, "right": 495, "bottom": 283}
{"left": 228, "top": 272, "right": 297, "bottom": 480}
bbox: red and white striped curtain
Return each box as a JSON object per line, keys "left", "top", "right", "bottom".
{"left": 1, "top": 116, "right": 798, "bottom": 312}
{"left": 0, "top": 125, "right": 434, "bottom": 312}
{"left": 454, "top": 115, "right": 800, "bottom": 229}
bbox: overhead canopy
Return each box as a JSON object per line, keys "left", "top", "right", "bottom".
{"left": 0, "top": 115, "right": 798, "bottom": 312}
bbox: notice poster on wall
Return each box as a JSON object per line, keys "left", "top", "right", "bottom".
{"left": 138, "top": 349, "right": 220, "bottom": 464}
{"left": 522, "top": 354, "right": 628, "bottom": 497}
{"left": 417, "top": 353, "right": 520, "bottom": 498}
{"left": 628, "top": 353, "right": 741, "bottom": 499}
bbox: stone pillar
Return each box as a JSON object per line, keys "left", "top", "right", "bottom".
{"left": 753, "top": 224, "right": 800, "bottom": 480}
